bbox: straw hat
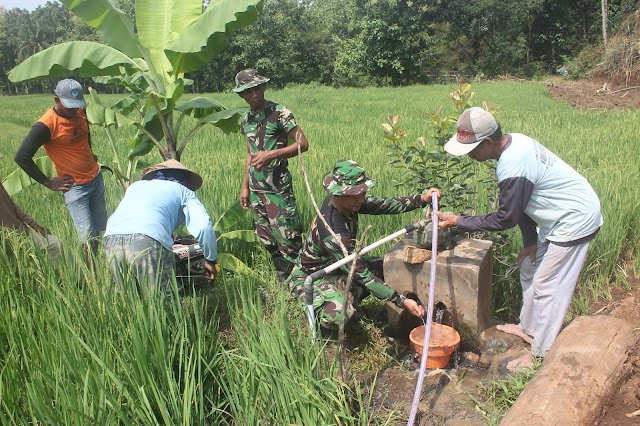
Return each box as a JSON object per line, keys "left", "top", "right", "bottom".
{"left": 140, "top": 159, "right": 203, "bottom": 191}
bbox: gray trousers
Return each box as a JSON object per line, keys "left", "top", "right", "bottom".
{"left": 103, "top": 233, "right": 178, "bottom": 296}
{"left": 519, "top": 240, "right": 590, "bottom": 356}
{"left": 28, "top": 229, "right": 61, "bottom": 262}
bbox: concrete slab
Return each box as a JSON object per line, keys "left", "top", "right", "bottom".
{"left": 384, "top": 235, "right": 494, "bottom": 350}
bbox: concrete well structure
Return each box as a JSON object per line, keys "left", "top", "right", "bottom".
{"left": 383, "top": 234, "right": 494, "bottom": 350}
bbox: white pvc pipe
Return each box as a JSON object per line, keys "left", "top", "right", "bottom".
{"left": 407, "top": 193, "right": 439, "bottom": 426}
{"left": 305, "top": 219, "right": 429, "bottom": 339}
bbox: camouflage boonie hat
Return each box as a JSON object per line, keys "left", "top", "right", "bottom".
{"left": 323, "top": 160, "right": 378, "bottom": 196}
{"left": 233, "top": 68, "right": 270, "bottom": 93}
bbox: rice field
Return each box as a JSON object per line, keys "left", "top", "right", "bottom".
{"left": 1, "top": 81, "right": 639, "bottom": 423}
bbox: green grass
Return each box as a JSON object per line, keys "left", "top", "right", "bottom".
{"left": 1, "top": 81, "right": 639, "bottom": 423}
{"left": 473, "top": 359, "right": 541, "bottom": 425}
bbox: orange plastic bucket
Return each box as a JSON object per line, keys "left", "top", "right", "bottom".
{"left": 409, "top": 323, "right": 460, "bottom": 368}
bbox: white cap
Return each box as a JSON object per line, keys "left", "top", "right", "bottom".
{"left": 444, "top": 107, "right": 498, "bottom": 156}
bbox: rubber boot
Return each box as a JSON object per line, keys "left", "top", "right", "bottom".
{"left": 272, "top": 256, "right": 294, "bottom": 285}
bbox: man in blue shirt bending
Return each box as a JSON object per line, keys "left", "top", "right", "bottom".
{"left": 103, "top": 159, "right": 218, "bottom": 296}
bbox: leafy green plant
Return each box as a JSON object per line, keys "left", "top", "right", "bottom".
{"left": 382, "top": 82, "right": 498, "bottom": 215}
{"left": 212, "top": 201, "right": 259, "bottom": 274}
{"left": 8, "top": 0, "right": 264, "bottom": 162}
{"left": 382, "top": 83, "right": 524, "bottom": 320}
{"left": 85, "top": 86, "right": 139, "bottom": 192}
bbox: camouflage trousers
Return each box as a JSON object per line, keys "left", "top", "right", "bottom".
{"left": 103, "top": 233, "right": 179, "bottom": 297}
{"left": 250, "top": 189, "right": 303, "bottom": 279}
{"left": 288, "top": 256, "right": 383, "bottom": 330}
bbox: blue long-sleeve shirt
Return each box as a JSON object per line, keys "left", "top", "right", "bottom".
{"left": 105, "top": 180, "right": 217, "bottom": 261}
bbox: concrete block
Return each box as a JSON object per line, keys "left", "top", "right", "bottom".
{"left": 384, "top": 235, "right": 493, "bottom": 350}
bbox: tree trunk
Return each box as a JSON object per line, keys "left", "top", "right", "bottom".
{"left": 500, "top": 315, "right": 638, "bottom": 425}
{"left": 602, "top": 0, "right": 608, "bottom": 48}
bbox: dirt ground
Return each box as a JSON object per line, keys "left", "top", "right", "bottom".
{"left": 545, "top": 78, "right": 640, "bottom": 109}
{"left": 547, "top": 79, "right": 640, "bottom": 424}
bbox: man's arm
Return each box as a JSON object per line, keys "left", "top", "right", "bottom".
{"left": 448, "top": 177, "right": 534, "bottom": 232}
{"left": 15, "top": 122, "right": 73, "bottom": 191}
{"left": 14, "top": 123, "right": 51, "bottom": 185}
{"left": 14, "top": 202, "right": 47, "bottom": 235}
{"left": 183, "top": 194, "right": 218, "bottom": 263}
{"left": 249, "top": 126, "right": 309, "bottom": 170}
{"left": 518, "top": 213, "right": 538, "bottom": 247}
{"left": 318, "top": 209, "right": 396, "bottom": 300}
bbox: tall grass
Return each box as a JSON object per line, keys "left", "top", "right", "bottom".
{"left": 216, "top": 278, "right": 387, "bottom": 425}
{"left": 0, "top": 232, "right": 226, "bottom": 424}
{"left": 1, "top": 81, "right": 639, "bottom": 422}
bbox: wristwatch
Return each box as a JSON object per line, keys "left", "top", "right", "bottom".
{"left": 390, "top": 292, "right": 407, "bottom": 309}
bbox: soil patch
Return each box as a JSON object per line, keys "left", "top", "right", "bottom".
{"left": 590, "top": 268, "right": 640, "bottom": 425}
{"left": 545, "top": 78, "right": 640, "bottom": 109}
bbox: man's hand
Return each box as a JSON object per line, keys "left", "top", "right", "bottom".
{"left": 403, "top": 298, "right": 426, "bottom": 318}
{"left": 250, "top": 151, "right": 274, "bottom": 170}
{"left": 45, "top": 176, "right": 74, "bottom": 191}
{"left": 420, "top": 187, "right": 442, "bottom": 203}
{"left": 517, "top": 245, "right": 537, "bottom": 269}
{"left": 239, "top": 187, "right": 250, "bottom": 211}
{"left": 204, "top": 260, "right": 219, "bottom": 282}
{"left": 436, "top": 211, "right": 458, "bottom": 228}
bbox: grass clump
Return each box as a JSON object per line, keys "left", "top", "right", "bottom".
{"left": 473, "top": 360, "right": 541, "bottom": 425}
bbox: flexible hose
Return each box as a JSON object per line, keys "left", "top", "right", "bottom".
{"left": 407, "top": 192, "right": 439, "bottom": 425}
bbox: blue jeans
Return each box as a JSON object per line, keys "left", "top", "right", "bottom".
{"left": 62, "top": 173, "right": 107, "bottom": 243}
{"left": 103, "top": 233, "right": 179, "bottom": 296}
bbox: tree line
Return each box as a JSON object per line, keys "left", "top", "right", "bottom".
{"left": 0, "top": 0, "right": 636, "bottom": 95}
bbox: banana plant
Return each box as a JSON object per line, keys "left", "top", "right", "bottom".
{"left": 2, "top": 156, "right": 55, "bottom": 196}
{"left": 8, "top": 0, "right": 264, "bottom": 161}
{"left": 214, "top": 201, "right": 259, "bottom": 274}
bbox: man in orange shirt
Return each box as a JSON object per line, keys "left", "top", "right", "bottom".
{"left": 15, "top": 79, "right": 106, "bottom": 260}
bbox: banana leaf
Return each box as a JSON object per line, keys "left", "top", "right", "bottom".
{"left": 2, "top": 157, "right": 56, "bottom": 196}
{"left": 8, "top": 41, "right": 140, "bottom": 82}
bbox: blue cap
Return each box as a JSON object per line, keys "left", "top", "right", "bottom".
{"left": 54, "top": 79, "right": 86, "bottom": 109}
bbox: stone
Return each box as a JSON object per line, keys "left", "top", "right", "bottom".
{"left": 500, "top": 316, "right": 639, "bottom": 425}
{"left": 460, "top": 351, "right": 480, "bottom": 367}
{"left": 488, "top": 347, "right": 530, "bottom": 377}
{"left": 480, "top": 326, "right": 524, "bottom": 353}
{"left": 384, "top": 235, "right": 494, "bottom": 350}
{"left": 479, "top": 325, "right": 530, "bottom": 367}
{"left": 402, "top": 245, "right": 432, "bottom": 264}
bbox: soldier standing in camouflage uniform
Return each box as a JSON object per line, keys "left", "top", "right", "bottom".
{"left": 287, "top": 160, "right": 441, "bottom": 330}
{"left": 234, "top": 68, "right": 309, "bottom": 282}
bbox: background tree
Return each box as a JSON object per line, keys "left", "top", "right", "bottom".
{"left": 9, "top": 0, "right": 264, "bottom": 163}
{"left": 0, "top": 0, "right": 637, "bottom": 90}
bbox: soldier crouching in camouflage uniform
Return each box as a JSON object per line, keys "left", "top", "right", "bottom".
{"left": 286, "top": 160, "right": 441, "bottom": 330}
{"left": 234, "top": 68, "right": 308, "bottom": 282}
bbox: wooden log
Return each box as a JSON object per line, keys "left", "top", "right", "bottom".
{"left": 500, "top": 315, "right": 638, "bottom": 426}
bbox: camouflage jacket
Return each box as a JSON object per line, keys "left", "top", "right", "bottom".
{"left": 297, "top": 194, "right": 425, "bottom": 300}
{"left": 240, "top": 100, "right": 298, "bottom": 193}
